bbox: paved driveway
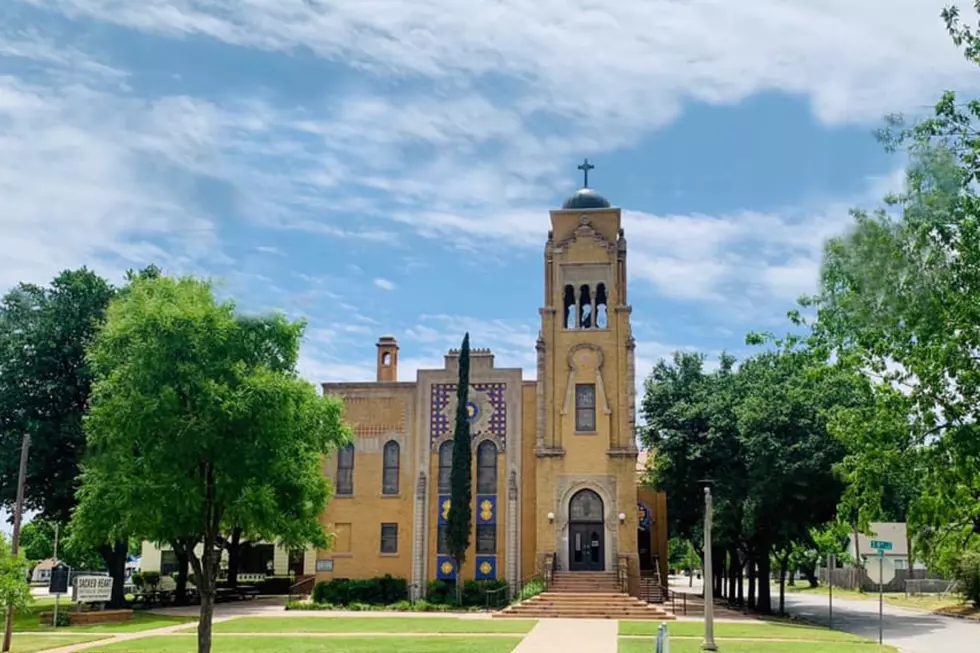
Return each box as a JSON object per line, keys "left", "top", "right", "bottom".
{"left": 783, "top": 590, "right": 980, "bottom": 653}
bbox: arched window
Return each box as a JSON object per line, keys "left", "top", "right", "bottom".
{"left": 476, "top": 440, "right": 498, "bottom": 494}
{"left": 336, "top": 443, "right": 354, "bottom": 495}
{"left": 382, "top": 440, "right": 400, "bottom": 495}
{"left": 382, "top": 352, "right": 391, "bottom": 366}
{"left": 438, "top": 441, "right": 453, "bottom": 493}
{"left": 569, "top": 489, "right": 603, "bottom": 522}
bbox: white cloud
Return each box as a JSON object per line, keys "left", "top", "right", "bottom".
{"left": 373, "top": 278, "right": 396, "bottom": 291}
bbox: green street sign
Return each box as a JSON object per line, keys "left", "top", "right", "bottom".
{"left": 870, "top": 540, "right": 893, "bottom": 551}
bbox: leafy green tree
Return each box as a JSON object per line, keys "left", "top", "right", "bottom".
{"left": 19, "top": 520, "right": 105, "bottom": 571}
{"left": 71, "top": 275, "right": 351, "bottom": 653}
{"left": 0, "top": 267, "right": 132, "bottom": 603}
{"left": 0, "top": 534, "right": 31, "bottom": 616}
{"left": 446, "top": 333, "right": 473, "bottom": 599}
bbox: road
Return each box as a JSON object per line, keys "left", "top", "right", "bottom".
{"left": 782, "top": 589, "right": 980, "bottom": 653}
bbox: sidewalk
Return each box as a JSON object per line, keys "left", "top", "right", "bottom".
{"left": 511, "top": 619, "right": 617, "bottom": 653}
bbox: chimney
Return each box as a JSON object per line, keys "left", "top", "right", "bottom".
{"left": 376, "top": 335, "right": 399, "bottom": 382}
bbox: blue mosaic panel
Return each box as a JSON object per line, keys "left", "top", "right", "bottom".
{"left": 638, "top": 502, "right": 652, "bottom": 532}
{"left": 438, "top": 495, "right": 451, "bottom": 525}
{"left": 476, "top": 495, "right": 497, "bottom": 525}
{"left": 475, "top": 555, "right": 497, "bottom": 581}
{"left": 436, "top": 555, "right": 457, "bottom": 581}
{"left": 431, "top": 383, "right": 507, "bottom": 445}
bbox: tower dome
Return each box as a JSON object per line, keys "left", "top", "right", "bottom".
{"left": 562, "top": 158, "right": 611, "bottom": 209}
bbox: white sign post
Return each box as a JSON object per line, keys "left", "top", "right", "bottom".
{"left": 72, "top": 576, "right": 115, "bottom": 604}
{"left": 866, "top": 544, "right": 895, "bottom": 645}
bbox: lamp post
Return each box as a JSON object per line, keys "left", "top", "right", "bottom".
{"left": 2, "top": 434, "right": 31, "bottom": 653}
{"left": 699, "top": 480, "right": 717, "bottom": 651}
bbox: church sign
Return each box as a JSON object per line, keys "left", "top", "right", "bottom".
{"left": 73, "top": 575, "right": 114, "bottom": 603}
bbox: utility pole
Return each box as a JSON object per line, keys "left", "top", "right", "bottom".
{"left": 700, "top": 481, "right": 717, "bottom": 651}
{"left": 2, "top": 434, "right": 31, "bottom": 653}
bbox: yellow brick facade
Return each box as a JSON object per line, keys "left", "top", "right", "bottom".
{"left": 316, "top": 192, "right": 668, "bottom": 596}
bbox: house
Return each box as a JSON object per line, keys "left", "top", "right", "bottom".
{"left": 845, "top": 522, "right": 925, "bottom": 571}
{"left": 30, "top": 558, "right": 57, "bottom": 584}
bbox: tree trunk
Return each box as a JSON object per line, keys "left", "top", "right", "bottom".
{"left": 98, "top": 540, "right": 129, "bottom": 609}
{"left": 172, "top": 542, "right": 190, "bottom": 606}
{"left": 736, "top": 560, "right": 744, "bottom": 606}
{"left": 778, "top": 553, "right": 790, "bottom": 615}
{"left": 226, "top": 527, "right": 243, "bottom": 588}
{"left": 194, "top": 465, "right": 221, "bottom": 653}
{"left": 756, "top": 556, "right": 772, "bottom": 614}
{"left": 747, "top": 559, "right": 756, "bottom": 610}
{"left": 714, "top": 547, "right": 724, "bottom": 599}
{"left": 727, "top": 547, "right": 739, "bottom": 604}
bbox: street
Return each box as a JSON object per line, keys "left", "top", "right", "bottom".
{"left": 782, "top": 589, "right": 980, "bottom": 653}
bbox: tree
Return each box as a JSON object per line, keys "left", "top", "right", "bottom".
{"left": 71, "top": 275, "right": 351, "bottom": 653}
{"left": 0, "top": 534, "right": 31, "bottom": 616}
{"left": 0, "top": 267, "right": 133, "bottom": 604}
{"left": 445, "top": 333, "right": 473, "bottom": 600}
{"left": 19, "top": 520, "right": 105, "bottom": 571}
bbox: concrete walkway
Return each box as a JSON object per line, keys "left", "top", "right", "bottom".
{"left": 511, "top": 619, "right": 617, "bottom": 653}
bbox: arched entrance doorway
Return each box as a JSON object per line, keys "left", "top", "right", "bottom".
{"left": 568, "top": 489, "right": 604, "bottom": 571}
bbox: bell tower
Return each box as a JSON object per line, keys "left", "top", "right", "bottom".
{"left": 535, "top": 159, "right": 639, "bottom": 573}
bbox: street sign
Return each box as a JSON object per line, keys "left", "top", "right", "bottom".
{"left": 870, "top": 540, "right": 893, "bottom": 551}
{"left": 48, "top": 563, "right": 70, "bottom": 596}
{"left": 866, "top": 554, "right": 895, "bottom": 585}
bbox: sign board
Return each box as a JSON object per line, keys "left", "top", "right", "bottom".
{"left": 48, "top": 563, "right": 70, "bottom": 595}
{"left": 72, "top": 575, "right": 114, "bottom": 603}
{"left": 315, "top": 559, "right": 334, "bottom": 572}
{"left": 865, "top": 555, "right": 895, "bottom": 585}
{"left": 870, "top": 540, "right": 893, "bottom": 551}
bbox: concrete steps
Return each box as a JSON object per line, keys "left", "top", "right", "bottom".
{"left": 495, "top": 571, "right": 674, "bottom": 620}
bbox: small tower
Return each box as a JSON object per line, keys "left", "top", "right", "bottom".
{"left": 376, "top": 335, "right": 399, "bottom": 382}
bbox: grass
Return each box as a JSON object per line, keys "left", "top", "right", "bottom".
{"left": 8, "top": 634, "right": 110, "bottom": 652}
{"left": 11, "top": 602, "right": 194, "bottom": 633}
{"left": 212, "top": 616, "right": 536, "bottom": 634}
{"left": 88, "top": 636, "right": 523, "bottom": 652}
{"left": 619, "top": 640, "right": 897, "bottom": 653}
{"left": 620, "top": 620, "right": 866, "bottom": 642}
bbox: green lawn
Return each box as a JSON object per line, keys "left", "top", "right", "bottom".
{"left": 212, "top": 616, "right": 536, "bottom": 634}
{"left": 620, "top": 620, "right": 866, "bottom": 642}
{"left": 8, "top": 634, "right": 110, "bottom": 652}
{"left": 11, "top": 603, "right": 193, "bottom": 633}
{"left": 620, "top": 641, "right": 896, "bottom": 653}
{"left": 89, "top": 636, "right": 522, "bottom": 652}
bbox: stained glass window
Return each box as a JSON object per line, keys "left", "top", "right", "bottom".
{"left": 575, "top": 384, "right": 596, "bottom": 432}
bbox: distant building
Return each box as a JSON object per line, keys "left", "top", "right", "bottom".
{"left": 30, "top": 558, "right": 57, "bottom": 584}
{"left": 845, "top": 522, "right": 925, "bottom": 571}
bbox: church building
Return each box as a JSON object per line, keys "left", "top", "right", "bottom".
{"left": 316, "top": 164, "right": 669, "bottom": 597}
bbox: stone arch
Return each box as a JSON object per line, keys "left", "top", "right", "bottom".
{"left": 555, "top": 480, "right": 617, "bottom": 572}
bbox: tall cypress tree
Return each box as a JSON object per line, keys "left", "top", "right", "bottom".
{"left": 446, "top": 333, "right": 472, "bottom": 600}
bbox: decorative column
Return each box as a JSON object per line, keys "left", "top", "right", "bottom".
{"left": 506, "top": 471, "right": 519, "bottom": 597}
{"left": 626, "top": 332, "right": 637, "bottom": 452}
{"left": 535, "top": 333, "right": 546, "bottom": 452}
{"left": 410, "top": 472, "right": 427, "bottom": 600}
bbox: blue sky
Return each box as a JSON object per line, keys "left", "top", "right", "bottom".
{"left": 3, "top": 0, "right": 980, "bottom": 403}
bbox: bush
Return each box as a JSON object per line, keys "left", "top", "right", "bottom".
{"left": 425, "top": 579, "right": 508, "bottom": 607}
{"left": 141, "top": 571, "right": 161, "bottom": 589}
{"left": 311, "top": 574, "right": 408, "bottom": 605}
{"left": 516, "top": 579, "right": 545, "bottom": 602}
{"left": 955, "top": 551, "right": 980, "bottom": 608}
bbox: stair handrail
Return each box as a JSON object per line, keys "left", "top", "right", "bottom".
{"left": 288, "top": 574, "right": 316, "bottom": 602}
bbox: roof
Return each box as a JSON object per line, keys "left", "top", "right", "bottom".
{"left": 562, "top": 187, "right": 612, "bottom": 209}
{"left": 34, "top": 558, "right": 57, "bottom": 570}
{"left": 855, "top": 522, "right": 908, "bottom": 556}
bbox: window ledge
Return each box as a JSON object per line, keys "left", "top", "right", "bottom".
{"left": 380, "top": 553, "right": 400, "bottom": 557}
{"left": 334, "top": 494, "right": 355, "bottom": 499}
{"left": 574, "top": 431, "right": 598, "bottom": 436}
{"left": 379, "top": 493, "right": 402, "bottom": 499}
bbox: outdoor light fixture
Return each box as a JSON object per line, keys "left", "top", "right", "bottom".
{"left": 547, "top": 512, "right": 555, "bottom": 522}
{"left": 618, "top": 512, "right": 626, "bottom": 523}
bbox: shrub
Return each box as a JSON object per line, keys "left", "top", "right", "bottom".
{"left": 312, "top": 574, "right": 408, "bottom": 605}
{"left": 955, "top": 551, "right": 980, "bottom": 608}
{"left": 426, "top": 579, "right": 508, "bottom": 606}
{"left": 516, "top": 579, "right": 545, "bottom": 603}
{"left": 141, "top": 571, "right": 161, "bottom": 589}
